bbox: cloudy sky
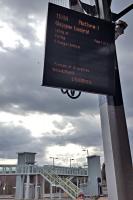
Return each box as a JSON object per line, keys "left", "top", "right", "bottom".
{"left": 0, "top": 0, "right": 132, "bottom": 167}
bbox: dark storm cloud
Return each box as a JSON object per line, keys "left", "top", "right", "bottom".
{"left": 0, "top": 118, "right": 101, "bottom": 162}
{"left": 0, "top": 123, "right": 41, "bottom": 158}
{"left": 0, "top": 0, "right": 47, "bottom": 45}
{"left": 0, "top": 122, "right": 57, "bottom": 160}
{"left": 41, "top": 115, "right": 102, "bottom": 148}
{"left": 0, "top": 0, "right": 99, "bottom": 117}
{"left": 0, "top": 0, "right": 48, "bottom": 17}
{"left": 113, "top": 0, "right": 133, "bottom": 119}
{"left": 0, "top": 0, "right": 132, "bottom": 118}
{"left": 116, "top": 35, "right": 133, "bottom": 117}
{"left": 53, "top": 128, "right": 102, "bottom": 147}
{"left": 0, "top": 0, "right": 133, "bottom": 163}
{"left": 0, "top": 44, "right": 99, "bottom": 116}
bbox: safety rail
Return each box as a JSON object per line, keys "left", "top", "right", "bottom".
{"left": 0, "top": 165, "right": 83, "bottom": 199}
{"left": 39, "top": 167, "right": 80, "bottom": 199}
{"left": 0, "top": 165, "right": 88, "bottom": 177}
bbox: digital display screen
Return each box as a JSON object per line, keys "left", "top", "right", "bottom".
{"left": 42, "top": 3, "right": 116, "bottom": 95}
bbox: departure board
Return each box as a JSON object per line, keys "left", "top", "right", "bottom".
{"left": 42, "top": 3, "right": 116, "bottom": 95}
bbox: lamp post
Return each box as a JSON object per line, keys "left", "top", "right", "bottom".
{"left": 82, "top": 149, "right": 89, "bottom": 156}
{"left": 70, "top": 158, "right": 74, "bottom": 168}
{"left": 50, "top": 157, "right": 58, "bottom": 167}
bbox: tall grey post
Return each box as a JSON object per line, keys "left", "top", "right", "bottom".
{"left": 25, "top": 173, "right": 30, "bottom": 200}
{"left": 35, "top": 174, "right": 39, "bottom": 200}
{"left": 69, "top": 0, "right": 133, "bottom": 199}
{"left": 97, "top": 1, "right": 133, "bottom": 200}
{"left": 42, "top": 178, "right": 45, "bottom": 200}
{"left": 15, "top": 175, "right": 24, "bottom": 199}
{"left": 87, "top": 156, "right": 101, "bottom": 196}
{"left": 15, "top": 152, "right": 36, "bottom": 200}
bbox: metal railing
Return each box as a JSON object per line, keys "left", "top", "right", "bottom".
{"left": 0, "top": 164, "right": 88, "bottom": 177}
{"left": 39, "top": 167, "right": 80, "bottom": 199}
{"left": 0, "top": 164, "right": 86, "bottom": 199}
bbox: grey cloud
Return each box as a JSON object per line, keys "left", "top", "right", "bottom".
{"left": 41, "top": 115, "right": 102, "bottom": 148}
{"left": 0, "top": 0, "right": 48, "bottom": 47}
{"left": 0, "top": 0, "right": 48, "bottom": 17}
{"left": 0, "top": 0, "right": 132, "bottom": 118}
{"left": 0, "top": 118, "right": 132, "bottom": 163}
{"left": 0, "top": 123, "right": 52, "bottom": 161}
{"left": 0, "top": 45, "right": 99, "bottom": 116}
{"left": 0, "top": 123, "right": 34, "bottom": 158}
{"left": 0, "top": 0, "right": 133, "bottom": 163}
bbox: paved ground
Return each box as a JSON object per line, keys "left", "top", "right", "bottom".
{"left": 89, "top": 197, "right": 107, "bottom": 200}
{"left": 87, "top": 198, "right": 108, "bottom": 200}
{"left": 0, "top": 196, "right": 14, "bottom": 199}
{"left": 0, "top": 196, "right": 108, "bottom": 200}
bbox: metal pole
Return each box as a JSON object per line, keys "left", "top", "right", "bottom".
{"left": 50, "top": 183, "right": 53, "bottom": 200}
{"left": 70, "top": 158, "right": 74, "bottom": 168}
{"left": 53, "top": 158, "right": 54, "bottom": 167}
{"left": 69, "top": 0, "right": 133, "bottom": 199}
{"left": 69, "top": 1, "right": 133, "bottom": 199}
{"left": 35, "top": 174, "right": 38, "bottom": 200}
{"left": 96, "top": 1, "right": 133, "bottom": 200}
{"left": 42, "top": 178, "right": 45, "bottom": 200}
{"left": 25, "top": 174, "right": 30, "bottom": 200}
{"left": 50, "top": 157, "right": 58, "bottom": 167}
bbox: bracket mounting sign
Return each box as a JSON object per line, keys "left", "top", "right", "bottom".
{"left": 42, "top": 3, "right": 116, "bottom": 95}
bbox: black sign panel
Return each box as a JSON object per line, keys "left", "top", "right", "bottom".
{"left": 42, "top": 3, "right": 116, "bottom": 95}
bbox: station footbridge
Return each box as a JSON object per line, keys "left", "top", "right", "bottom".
{"left": 0, "top": 153, "right": 102, "bottom": 199}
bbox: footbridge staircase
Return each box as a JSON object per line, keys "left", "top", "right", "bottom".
{"left": 39, "top": 167, "right": 80, "bottom": 199}
{"left": 0, "top": 165, "right": 87, "bottom": 199}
